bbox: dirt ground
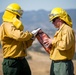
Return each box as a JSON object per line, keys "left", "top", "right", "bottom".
{"left": 0, "top": 51, "right": 76, "bottom": 75}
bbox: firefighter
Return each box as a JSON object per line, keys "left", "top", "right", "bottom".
{"left": 46, "top": 7, "right": 75, "bottom": 75}
{"left": 0, "top": 3, "right": 40, "bottom": 75}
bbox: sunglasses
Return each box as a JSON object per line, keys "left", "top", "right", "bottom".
{"left": 52, "top": 18, "right": 56, "bottom": 23}
{"left": 52, "top": 17, "right": 58, "bottom": 23}
{"left": 16, "top": 15, "right": 20, "bottom": 19}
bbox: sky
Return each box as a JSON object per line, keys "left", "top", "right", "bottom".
{"left": 0, "top": 0, "right": 76, "bottom": 12}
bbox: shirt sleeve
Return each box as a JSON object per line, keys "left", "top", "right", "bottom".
{"left": 3, "top": 23, "right": 33, "bottom": 41}
{"left": 25, "top": 39, "right": 33, "bottom": 48}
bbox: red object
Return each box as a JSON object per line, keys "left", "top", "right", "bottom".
{"left": 36, "top": 29, "right": 52, "bottom": 54}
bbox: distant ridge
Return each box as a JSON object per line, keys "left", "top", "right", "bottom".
{"left": 0, "top": 9, "right": 76, "bottom": 34}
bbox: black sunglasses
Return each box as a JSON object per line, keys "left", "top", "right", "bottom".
{"left": 52, "top": 17, "right": 58, "bottom": 23}
{"left": 16, "top": 15, "right": 20, "bottom": 19}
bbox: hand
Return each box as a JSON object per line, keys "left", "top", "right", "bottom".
{"left": 43, "top": 38, "right": 52, "bottom": 48}
{"left": 31, "top": 28, "right": 41, "bottom": 36}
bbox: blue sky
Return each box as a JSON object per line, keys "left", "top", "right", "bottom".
{"left": 0, "top": 0, "right": 76, "bottom": 12}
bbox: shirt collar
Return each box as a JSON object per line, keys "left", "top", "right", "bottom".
{"left": 54, "top": 23, "right": 65, "bottom": 36}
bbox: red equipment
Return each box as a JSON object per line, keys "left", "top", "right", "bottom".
{"left": 36, "top": 29, "right": 52, "bottom": 53}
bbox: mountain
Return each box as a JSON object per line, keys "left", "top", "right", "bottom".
{"left": 0, "top": 9, "right": 76, "bottom": 35}
{"left": 0, "top": 12, "right": 3, "bottom": 24}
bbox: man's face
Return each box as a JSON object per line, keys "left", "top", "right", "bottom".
{"left": 52, "top": 17, "right": 60, "bottom": 28}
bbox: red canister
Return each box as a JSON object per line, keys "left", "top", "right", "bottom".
{"left": 36, "top": 29, "right": 52, "bottom": 53}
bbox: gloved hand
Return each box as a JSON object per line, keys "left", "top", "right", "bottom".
{"left": 31, "top": 28, "right": 41, "bottom": 36}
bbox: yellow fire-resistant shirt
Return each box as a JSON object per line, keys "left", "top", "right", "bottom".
{"left": 50, "top": 24, "right": 75, "bottom": 60}
{"left": 0, "top": 22, "right": 33, "bottom": 58}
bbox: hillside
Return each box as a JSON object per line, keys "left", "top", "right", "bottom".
{"left": 0, "top": 9, "right": 76, "bottom": 33}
